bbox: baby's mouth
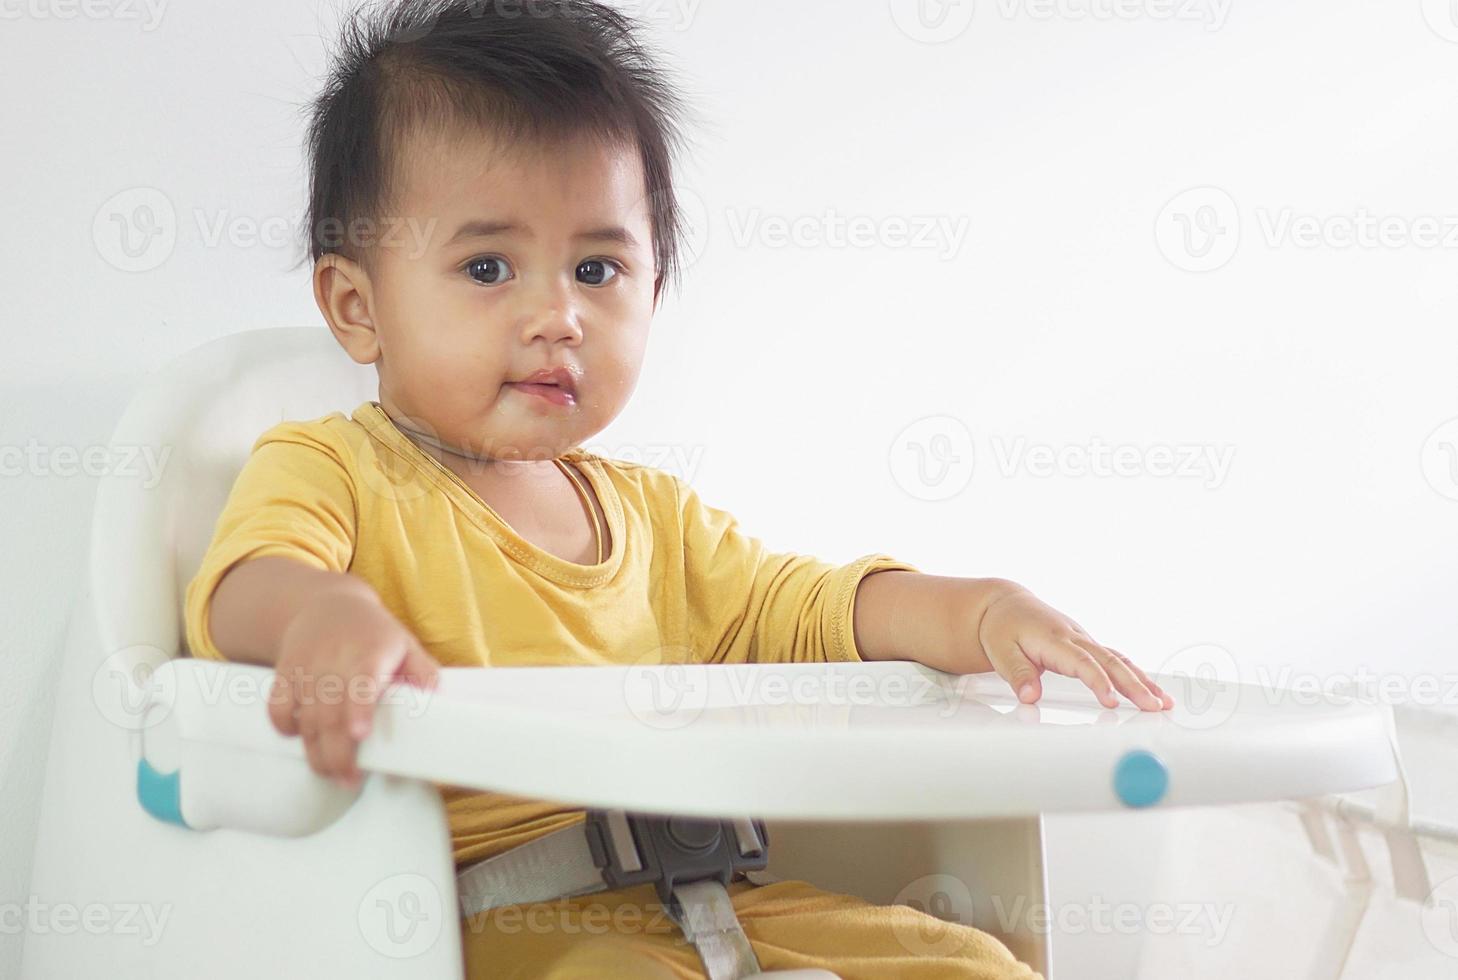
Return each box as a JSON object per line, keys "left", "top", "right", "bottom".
{"left": 505, "top": 380, "right": 577, "bottom": 407}
{"left": 506, "top": 365, "right": 580, "bottom": 408}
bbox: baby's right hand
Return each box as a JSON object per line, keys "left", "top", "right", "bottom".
{"left": 266, "top": 584, "right": 440, "bottom": 788}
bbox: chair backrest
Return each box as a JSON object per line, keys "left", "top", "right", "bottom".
{"left": 90, "top": 326, "right": 376, "bottom": 665}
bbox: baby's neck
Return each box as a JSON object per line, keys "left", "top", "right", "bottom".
{"left": 378, "top": 401, "right": 562, "bottom": 483}
{"left": 433, "top": 444, "right": 562, "bottom": 494}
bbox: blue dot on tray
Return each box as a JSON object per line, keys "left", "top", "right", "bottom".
{"left": 1113, "top": 749, "right": 1168, "bottom": 808}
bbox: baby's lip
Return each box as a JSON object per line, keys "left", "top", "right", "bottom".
{"left": 510, "top": 365, "right": 579, "bottom": 396}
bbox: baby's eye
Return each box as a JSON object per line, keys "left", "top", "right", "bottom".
{"left": 464, "top": 255, "right": 513, "bottom": 286}
{"left": 576, "top": 259, "right": 619, "bottom": 287}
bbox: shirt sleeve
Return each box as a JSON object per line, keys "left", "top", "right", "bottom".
{"left": 675, "top": 477, "right": 920, "bottom": 665}
{"left": 182, "top": 423, "right": 358, "bottom": 662}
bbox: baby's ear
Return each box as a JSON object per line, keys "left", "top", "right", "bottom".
{"left": 315, "top": 253, "right": 380, "bottom": 365}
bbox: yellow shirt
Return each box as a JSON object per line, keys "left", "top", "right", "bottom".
{"left": 184, "top": 400, "right": 919, "bottom": 867}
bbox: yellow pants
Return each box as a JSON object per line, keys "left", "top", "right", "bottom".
{"left": 461, "top": 876, "right": 1044, "bottom": 979}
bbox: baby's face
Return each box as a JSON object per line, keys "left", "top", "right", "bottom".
{"left": 326, "top": 127, "right": 657, "bottom": 464}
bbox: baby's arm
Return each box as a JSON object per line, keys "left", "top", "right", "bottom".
{"left": 187, "top": 422, "right": 441, "bottom": 788}
{"left": 209, "top": 555, "right": 371, "bottom": 666}
{"left": 209, "top": 555, "right": 439, "bottom": 787}
{"left": 853, "top": 571, "right": 1172, "bottom": 712}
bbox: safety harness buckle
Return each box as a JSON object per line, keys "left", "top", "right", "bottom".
{"left": 583, "top": 810, "right": 770, "bottom": 916}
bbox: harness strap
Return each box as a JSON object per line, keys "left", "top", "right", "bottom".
{"left": 457, "top": 811, "right": 775, "bottom": 980}
{"left": 671, "top": 879, "right": 763, "bottom": 979}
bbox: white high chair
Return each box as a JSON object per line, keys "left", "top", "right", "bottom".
{"left": 21, "top": 327, "right": 1407, "bottom": 980}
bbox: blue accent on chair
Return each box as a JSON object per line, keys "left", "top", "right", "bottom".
{"left": 1113, "top": 749, "right": 1168, "bottom": 808}
{"left": 137, "top": 758, "right": 188, "bottom": 827}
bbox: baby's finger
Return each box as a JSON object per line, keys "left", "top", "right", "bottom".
{"left": 316, "top": 726, "right": 362, "bottom": 788}
{"left": 1071, "top": 638, "right": 1163, "bottom": 711}
{"left": 298, "top": 712, "right": 331, "bottom": 779}
{"left": 1105, "top": 646, "right": 1175, "bottom": 709}
{"left": 268, "top": 669, "right": 300, "bottom": 736}
{"left": 314, "top": 663, "right": 363, "bottom": 781}
{"left": 401, "top": 636, "right": 441, "bottom": 690}
{"left": 1027, "top": 634, "right": 1120, "bottom": 709}
{"left": 343, "top": 651, "right": 390, "bottom": 741}
{"left": 985, "top": 641, "right": 1044, "bottom": 703}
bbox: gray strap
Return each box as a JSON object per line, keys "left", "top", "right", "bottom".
{"left": 457, "top": 815, "right": 772, "bottom": 980}
{"left": 670, "top": 879, "right": 764, "bottom": 980}
{"left": 456, "top": 820, "right": 606, "bottom": 918}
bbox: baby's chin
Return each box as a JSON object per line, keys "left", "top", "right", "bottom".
{"left": 486, "top": 394, "right": 616, "bottom": 453}
{"left": 469, "top": 420, "right": 601, "bottom": 462}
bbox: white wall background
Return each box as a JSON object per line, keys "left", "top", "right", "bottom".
{"left": 4, "top": 0, "right": 1457, "bottom": 976}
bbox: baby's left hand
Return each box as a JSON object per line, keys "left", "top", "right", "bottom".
{"left": 978, "top": 588, "right": 1173, "bottom": 712}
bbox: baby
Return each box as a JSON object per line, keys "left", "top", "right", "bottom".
{"left": 184, "top": 1, "right": 1172, "bottom": 976}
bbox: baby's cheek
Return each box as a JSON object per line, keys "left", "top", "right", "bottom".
{"left": 586, "top": 356, "right": 641, "bottom": 419}
{"left": 425, "top": 342, "right": 505, "bottom": 394}
{"left": 607, "top": 326, "right": 651, "bottom": 390}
